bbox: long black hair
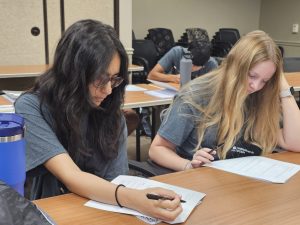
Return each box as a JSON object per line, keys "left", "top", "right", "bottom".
{"left": 31, "top": 19, "right": 128, "bottom": 161}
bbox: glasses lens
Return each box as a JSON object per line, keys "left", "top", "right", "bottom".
{"left": 111, "top": 77, "right": 123, "bottom": 88}
{"left": 94, "top": 76, "right": 123, "bottom": 89}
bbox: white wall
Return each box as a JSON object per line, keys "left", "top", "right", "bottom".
{"left": 132, "top": 0, "right": 261, "bottom": 41}
{"left": 260, "top": 0, "right": 300, "bottom": 57}
{"left": 119, "top": 0, "right": 133, "bottom": 63}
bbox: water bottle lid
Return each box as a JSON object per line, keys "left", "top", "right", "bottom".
{"left": 0, "top": 113, "right": 24, "bottom": 137}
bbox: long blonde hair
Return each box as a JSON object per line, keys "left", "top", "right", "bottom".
{"left": 181, "top": 30, "right": 282, "bottom": 159}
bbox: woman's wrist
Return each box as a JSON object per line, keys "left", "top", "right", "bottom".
{"left": 280, "top": 86, "right": 294, "bottom": 98}
{"left": 183, "top": 160, "right": 192, "bottom": 170}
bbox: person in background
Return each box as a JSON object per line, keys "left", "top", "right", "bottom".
{"left": 148, "top": 30, "right": 300, "bottom": 171}
{"left": 148, "top": 40, "right": 218, "bottom": 83}
{"left": 15, "top": 19, "right": 182, "bottom": 221}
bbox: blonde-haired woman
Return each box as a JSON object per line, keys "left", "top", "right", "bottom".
{"left": 149, "top": 30, "right": 300, "bottom": 172}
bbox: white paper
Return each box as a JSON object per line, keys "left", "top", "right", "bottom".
{"left": 144, "top": 89, "right": 177, "bottom": 99}
{"left": 0, "top": 105, "right": 15, "bottom": 113}
{"left": 2, "top": 90, "right": 23, "bottom": 102}
{"left": 147, "top": 79, "right": 178, "bottom": 91}
{"left": 126, "top": 85, "right": 147, "bottom": 92}
{"left": 204, "top": 156, "right": 300, "bottom": 183}
{"left": 84, "top": 175, "right": 206, "bottom": 224}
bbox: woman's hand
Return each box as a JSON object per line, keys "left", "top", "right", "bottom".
{"left": 130, "top": 187, "right": 183, "bottom": 221}
{"left": 169, "top": 74, "right": 180, "bottom": 83}
{"left": 190, "top": 147, "right": 216, "bottom": 168}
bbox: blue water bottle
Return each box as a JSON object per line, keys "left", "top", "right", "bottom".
{"left": 180, "top": 52, "right": 192, "bottom": 87}
{"left": 0, "top": 113, "right": 25, "bottom": 196}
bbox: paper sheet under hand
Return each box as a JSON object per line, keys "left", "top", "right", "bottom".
{"left": 126, "top": 84, "right": 147, "bottom": 92}
{"left": 204, "top": 156, "right": 300, "bottom": 183}
{"left": 84, "top": 175, "right": 206, "bottom": 224}
{"left": 147, "top": 79, "right": 178, "bottom": 91}
{"left": 144, "top": 89, "right": 177, "bottom": 98}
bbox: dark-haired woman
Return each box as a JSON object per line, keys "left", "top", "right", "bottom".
{"left": 15, "top": 19, "right": 182, "bottom": 221}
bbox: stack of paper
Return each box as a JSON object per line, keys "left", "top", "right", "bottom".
{"left": 204, "top": 156, "right": 300, "bottom": 183}
{"left": 0, "top": 105, "right": 15, "bottom": 113}
{"left": 145, "top": 80, "right": 178, "bottom": 99}
{"left": 2, "top": 90, "right": 22, "bottom": 102}
{"left": 85, "top": 175, "right": 206, "bottom": 224}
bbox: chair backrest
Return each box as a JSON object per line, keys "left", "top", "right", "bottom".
{"left": 145, "top": 28, "right": 175, "bottom": 59}
{"left": 132, "top": 39, "right": 158, "bottom": 72}
{"left": 283, "top": 57, "right": 300, "bottom": 72}
{"left": 211, "top": 28, "right": 240, "bottom": 57}
{"left": 132, "top": 39, "right": 159, "bottom": 84}
{"left": 186, "top": 28, "right": 209, "bottom": 43}
{"left": 219, "top": 28, "right": 240, "bottom": 45}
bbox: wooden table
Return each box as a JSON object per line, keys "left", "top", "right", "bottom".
{"left": 0, "top": 64, "right": 143, "bottom": 79}
{"left": 0, "top": 95, "right": 11, "bottom": 105}
{"left": 123, "top": 84, "right": 177, "bottom": 109}
{"left": 33, "top": 151, "right": 300, "bottom": 225}
{"left": 285, "top": 72, "right": 300, "bottom": 91}
{"left": 0, "top": 83, "right": 176, "bottom": 159}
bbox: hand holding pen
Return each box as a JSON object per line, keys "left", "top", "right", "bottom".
{"left": 146, "top": 193, "right": 186, "bottom": 203}
{"left": 189, "top": 147, "right": 218, "bottom": 168}
{"left": 173, "top": 66, "right": 180, "bottom": 75}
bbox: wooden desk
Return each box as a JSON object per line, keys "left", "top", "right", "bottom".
{"left": 0, "top": 84, "right": 173, "bottom": 109}
{"left": 0, "top": 83, "right": 176, "bottom": 159}
{"left": 123, "top": 84, "right": 176, "bottom": 109}
{"left": 128, "top": 64, "right": 144, "bottom": 72}
{"left": 33, "top": 151, "right": 300, "bottom": 225}
{"left": 0, "top": 65, "right": 50, "bottom": 78}
{"left": 0, "top": 64, "right": 143, "bottom": 79}
{"left": 285, "top": 72, "right": 300, "bottom": 91}
{"left": 0, "top": 95, "right": 11, "bottom": 105}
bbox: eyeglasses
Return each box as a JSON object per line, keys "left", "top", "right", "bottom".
{"left": 93, "top": 76, "right": 124, "bottom": 89}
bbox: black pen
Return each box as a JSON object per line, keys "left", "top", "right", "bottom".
{"left": 146, "top": 193, "right": 186, "bottom": 203}
{"left": 173, "top": 66, "right": 180, "bottom": 74}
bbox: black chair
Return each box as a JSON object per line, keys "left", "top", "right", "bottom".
{"left": 129, "top": 159, "right": 175, "bottom": 177}
{"left": 145, "top": 28, "right": 175, "bottom": 60}
{"left": 132, "top": 39, "right": 159, "bottom": 84}
{"left": 283, "top": 57, "right": 300, "bottom": 72}
{"left": 278, "top": 45, "right": 284, "bottom": 57}
{"left": 211, "top": 28, "right": 240, "bottom": 58}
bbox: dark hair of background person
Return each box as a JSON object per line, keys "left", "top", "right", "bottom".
{"left": 188, "top": 40, "right": 211, "bottom": 66}
{"left": 29, "top": 19, "right": 129, "bottom": 162}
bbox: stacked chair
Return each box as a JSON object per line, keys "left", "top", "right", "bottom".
{"left": 132, "top": 34, "right": 159, "bottom": 84}
{"left": 177, "top": 28, "right": 209, "bottom": 47}
{"left": 283, "top": 57, "right": 300, "bottom": 72}
{"left": 145, "top": 28, "right": 175, "bottom": 60}
{"left": 211, "top": 28, "right": 240, "bottom": 57}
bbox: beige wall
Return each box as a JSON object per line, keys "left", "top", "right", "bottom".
{"left": 260, "top": 0, "right": 300, "bottom": 57}
{"left": 132, "top": 0, "right": 261, "bottom": 41}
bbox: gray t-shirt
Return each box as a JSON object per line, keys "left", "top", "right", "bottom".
{"left": 158, "top": 90, "right": 218, "bottom": 160}
{"left": 158, "top": 46, "right": 218, "bottom": 77}
{"left": 158, "top": 81, "right": 263, "bottom": 160}
{"left": 15, "top": 93, "right": 128, "bottom": 199}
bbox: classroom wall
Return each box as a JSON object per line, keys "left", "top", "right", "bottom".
{"left": 260, "top": 0, "right": 300, "bottom": 57}
{"left": 132, "top": 0, "right": 261, "bottom": 41}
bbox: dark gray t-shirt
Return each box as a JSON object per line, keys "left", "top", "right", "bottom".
{"left": 15, "top": 93, "right": 128, "bottom": 199}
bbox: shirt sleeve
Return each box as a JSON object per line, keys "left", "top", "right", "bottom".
{"left": 15, "top": 94, "right": 66, "bottom": 172}
{"left": 158, "top": 46, "right": 183, "bottom": 73}
{"left": 158, "top": 95, "right": 197, "bottom": 146}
